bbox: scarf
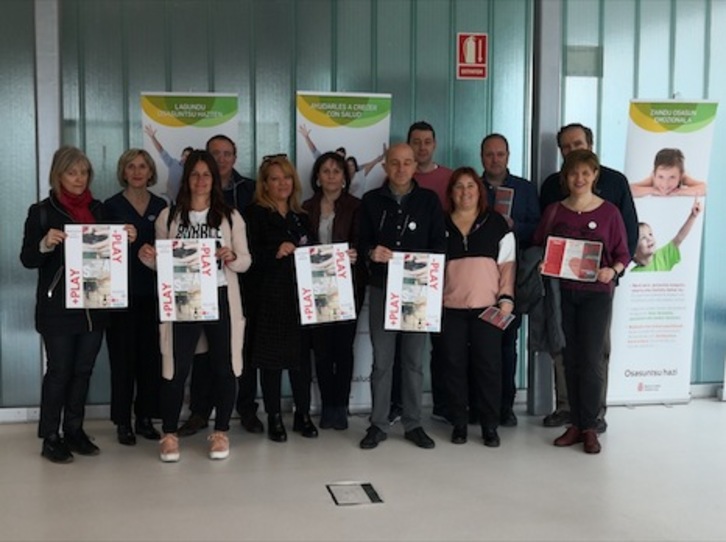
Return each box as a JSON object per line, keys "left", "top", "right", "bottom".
{"left": 58, "top": 188, "right": 96, "bottom": 223}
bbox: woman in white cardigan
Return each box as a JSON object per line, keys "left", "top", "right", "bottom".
{"left": 139, "top": 150, "right": 251, "bottom": 462}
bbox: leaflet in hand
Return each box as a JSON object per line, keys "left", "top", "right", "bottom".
{"left": 64, "top": 224, "right": 128, "bottom": 309}
{"left": 294, "top": 243, "right": 356, "bottom": 325}
{"left": 542, "top": 236, "right": 603, "bottom": 282}
{"left": 494, "top": 187, "right": 514, "bottom": 217}
{"left": 385, "top": 251, "right": 445, "bottom": 332}
{"left": 156, "top": 239, "right": 219, "bottom": 321}
{"left": 478, "top": 306, "right": 515, "bottom": 330}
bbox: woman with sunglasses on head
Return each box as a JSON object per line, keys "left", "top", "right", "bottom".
{"left": 243, "top": 154, "right": 318, "bottom": 442}
{"left": 302, "top": 152, "right": 364, "bottom": 430}
{"left": 138, "top": 150, "right": 251, "bottom": 462}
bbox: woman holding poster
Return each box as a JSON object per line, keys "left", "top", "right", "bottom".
{"left": 302, "top": 151, "right": 363, "bottom": 431}
{"left": 104, "top": 149, "right": 167, "bottom": 446}
{"left": 139, "top": 150, "right": 251, "bottom": 463}
{"left": 244, "top": 155, "right": 318, "bottom": 442}
{"left": 533, "top": 149, "right": 630, "bottom": 454}
{"left": 439, "top": 167, "right": 516, "bottom": 448}
{"left": 20, "top": 146, "right": 137, "bottom": 463}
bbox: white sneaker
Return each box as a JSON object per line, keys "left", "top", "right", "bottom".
{"left": 208, "top": 431, "right": 229, "bottom": 460}
{"left": 159, "top": 433, "right": 180, "bottom": 462}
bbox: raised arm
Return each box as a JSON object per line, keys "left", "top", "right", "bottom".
{"left": 144, "top": 124, "right": 164, "bottom": 155}
{"left": 298, "top": 124, "right": 321, "bottom": 159}
{"left": 672, "top": 199, "right": 702, "bottom": 248}
{"left": 360, "top": 143, "right": 387, "bottom": 176}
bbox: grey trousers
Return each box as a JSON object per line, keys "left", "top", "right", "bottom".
{"left": 368, "top": 286, "right": 427, "bottom": 433}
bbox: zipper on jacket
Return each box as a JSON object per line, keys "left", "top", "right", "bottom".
{"left": 47, "top": 265, "right": 64, "bottom": 298}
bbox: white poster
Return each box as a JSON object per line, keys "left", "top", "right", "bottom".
{"left": 609, "top": 100, "right": 718, "bottom": 404}
{"left": 295, "top": 91, "right": 391, "bottom": 201}
{"left": 294, "top": 243, "right": 356, "bottom": 325}
{"left": 385, "top": 252, "right": 445, "bottom": 333}
{"left": 155, "top": 239, "right": 219, "bottom": 322}
{"left": 141, "top": 92, "right": 239, "bottom": 202}
{"left": 64, "top": 225, "right": 128, "bottom": 309}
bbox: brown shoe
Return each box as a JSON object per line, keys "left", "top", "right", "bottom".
{"left": 554, "top": 426, "right": 582, "bottom": 447}
{"left": 177, "top": 414, "right": 208, "bottom": 437}
{"left": 582, "top": 429, "right": 601, "bottom": 454}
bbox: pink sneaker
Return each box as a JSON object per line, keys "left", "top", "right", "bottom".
{"left": 208, "top": 431, "right": 230, "bottom": 460}
{"left": 159, "top": 433, "right": 180, "bottom": 462}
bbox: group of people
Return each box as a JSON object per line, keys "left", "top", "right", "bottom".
{"left": 21, "top": 119, "right": 639, "bottom": 465}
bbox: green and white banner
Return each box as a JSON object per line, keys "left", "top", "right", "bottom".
{"left": 609, "top": 100, "right": 718, "bottom": 404}
{"left": 296, "top": 91, "right": 391, "bottom": 201}
{"left": 141, "top": 92, "right": 239, "bottom": 202}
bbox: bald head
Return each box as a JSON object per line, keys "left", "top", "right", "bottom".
{"left": 384, "top": 143, "right": 417, "bottom": 195}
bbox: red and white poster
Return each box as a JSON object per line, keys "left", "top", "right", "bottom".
{"left": 541, "top": 237, "right": 603, "bottom": 282}
{"left": 385, "top": 252, "right": 445, "bottom": 332}
{"left": 456, "top": 33, "right": 488, "bottom": 80}
{"left": 155, "top": 239, "right": 219, "bottom": 322}
{"left": 294, "top": 243, "right": 356, "bottom": 325}
{"left": 64, "top": 225, "right": 128, "bottom": 309}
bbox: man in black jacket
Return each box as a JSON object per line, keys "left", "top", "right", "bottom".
{"left": 358, "top": 143, "right": 446, "bottom": 450}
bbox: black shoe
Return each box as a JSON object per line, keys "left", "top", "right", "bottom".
{"left": 239, "top": 411, "right": 264, "bottom": 434}
{"left": 332, "top": 407, "right": 348, "bottom": 431}
{"left": 360, "top": 426, "right": 387, "bottom": 449}
{"left": 319, "top": 406, "right": 334, "bottom": 430}
{"left": 117, "top": 425, "right": 137, "bottom": 446}
{"left": 451, "top": 425, "right": 468, "bottom": 444}
{"left": 595, "top": 418, "right": 608, "bottom": 434}
{"left": 65, "top": 429, "right": 100, "bottom": 456}
{"left": 293, "top": 413, "right": 319, "bottom": 438}
{"left": 41, "top": 434, "right": 74, "bottom": 463}
{"left": 483, "top": 427, "right": 501, "bottom": 448}
{"left": 177, "top": 414, "right": 208, "bottom": 437}
{"left": 387, "top": 404, "right": 403, "bottom": 425}
{"left": 543, "top": 410, "right": 571, "bottom": 427}
{"left": 404, "top": 427, "right": 436, "bottom": 449}
{"left": 500, "top": 409, "right": 518, "bottom": 427}
{"left": 134, "top": 418, "right": 160, "bottom": 440}
{"left": 267, "top": 414, "right": 287, "bottom": 442}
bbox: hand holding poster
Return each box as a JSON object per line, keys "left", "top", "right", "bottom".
{"left": 541, "top": 236, "right": 603, "bottom": 282}
{"left": 294, "top": 243, "right": 356, "bottom": 325}
{"left": 64, "top": 225, "right": 128, "bottom": 309}
{"left": 156, "top": 239, "right": 218, "bottom": 321}
{"left": 385, "top": 252, "right": 444, "bottom": 332}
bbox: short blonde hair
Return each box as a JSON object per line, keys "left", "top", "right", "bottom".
{"left": 254, "top": 154, "right": 304, "bottom": 213}
{"left": 116, "top": 148, "right": 157, "bottom": 187}
{"left": 49, "top": 146, "right": 93, "bottom": 195}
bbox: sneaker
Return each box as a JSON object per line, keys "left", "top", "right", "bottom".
{"left": 65, "top": 429, "right": 100, "bottom": 456}
{"left": 208, "top": 431, "right": 230, "bottom": 460}
{"left": 387, "top": 404, "right": 403, "bottom": 426}
{"left": 359, "top": 426, "right": 388, "bottom": 449}
{"left": 404, "top": 427, "right": 436, "bottom": 449}
{"left": 543, "top": 410, "right": 571, "bottom": 427}
{"left": 177, "top": 414, "right": 208, "bottom": 437}
{"left": 159, "top": 433, "right": 180, "bottom": 462}
{"left": 41, "top": 434, "right": 74, "bottom": 464}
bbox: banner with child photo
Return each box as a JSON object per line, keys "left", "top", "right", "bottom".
{"left": 609, "top": 100, "right": 718, "bottom": 404}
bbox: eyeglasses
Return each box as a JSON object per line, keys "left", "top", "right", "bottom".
{"left": 261, "top": 153, "right": 288, "bottom": 164}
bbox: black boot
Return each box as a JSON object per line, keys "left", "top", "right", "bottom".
{"left": 267, "top": 413, "right": 287, "bottom": 442}
{"left": 293, "top": 412, "right": 319, "bottom": 438}
{"left": 117, "top": 425, "right": 137, "bottom": 446}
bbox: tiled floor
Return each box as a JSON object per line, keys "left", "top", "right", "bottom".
{"left": 2, "top": 399, "right": 726, "bottom": 541}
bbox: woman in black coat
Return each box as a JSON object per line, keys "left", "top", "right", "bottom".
{"left": 244, "top": 155, "right": 318, "bottom": 442}
{"left": 20, "top": 146, "right": 137, "bottom": 463}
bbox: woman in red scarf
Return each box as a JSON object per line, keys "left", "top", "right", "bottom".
{"left": 20, "top": 146, "right": 137, "bottom": 464}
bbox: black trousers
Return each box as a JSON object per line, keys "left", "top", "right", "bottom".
{"left": 160, "top": 289, "right": 236, "bottom": 433}
{"left": 39, "top": 330, "right": 104, "bottom": 438}
{"left": 106, "top": 296, "right": 161, "bottom": 425}
{"left": 560, "top": 289, "right": 612, "bottom": 431}
{"left": 260, "top": 333, "right": 312, "bottom": 416}
{"left": 311, "top": 320, "right": 357, "bottom": 409}
{"left": 440, "top": 308, "right": 502, "bottom": 429}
